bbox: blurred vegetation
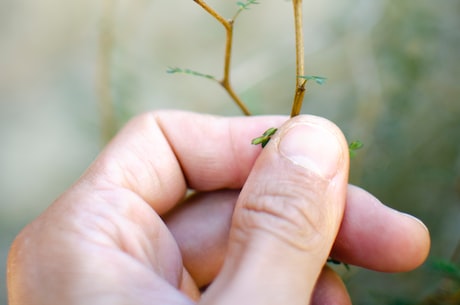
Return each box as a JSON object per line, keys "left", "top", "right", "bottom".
{"left": 1, "top": 0, "right": 459, "bottom": 304}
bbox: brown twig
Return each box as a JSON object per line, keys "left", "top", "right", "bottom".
{"left": 290, "top": 0, "right": 307, "bottom": 117}
{"left": 97, "top": 0, "right": 117, "bottom": 144}
{"left": 193, "top": 0, "right": 251, "bottom": 115}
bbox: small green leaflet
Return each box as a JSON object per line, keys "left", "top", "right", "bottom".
{"left": 431, "top": 259, "right": 460, "bottom": 282}
{"left": 297, "top": 75, "right": 327, "bottom": 85}
{"left": 236, "top": 0, "right": 259, "bottom": 10}
{"left": 348, "top": 140, "right": 363, "bottom": 159}
{"left": 166, "top": 67, "right": 215, "bottom": 80}
{"left": 251, "top": 127, "right": 278, "bottom": 148}
{"left": 234, "top": 0, "right": 259, "bottom": 20}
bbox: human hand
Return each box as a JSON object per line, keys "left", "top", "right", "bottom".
{"left": 7, "top": 111, "right": 430, "bottom": 305}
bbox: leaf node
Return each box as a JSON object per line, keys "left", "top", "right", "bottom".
{"left": 297, "top": 75, "right": 327, "bottom": 85}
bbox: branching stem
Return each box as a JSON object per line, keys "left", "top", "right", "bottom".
{"left": 291, "top": 0, "right": 306, "bottom": 117}
{"left": 193, "top": 0, "right": 229, "bottom": 28}
{"left": 194, "top": 0, "right": 251, "bottom": 115}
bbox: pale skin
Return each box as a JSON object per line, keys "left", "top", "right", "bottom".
{"left": 7, "top": 111, "right": 430, "bottom": 305}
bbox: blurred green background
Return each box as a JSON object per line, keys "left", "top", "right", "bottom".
{"left": 1, "top": 0, "right": 459, "bottom": 304}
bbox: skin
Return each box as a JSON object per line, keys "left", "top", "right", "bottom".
{"left": 7, "top": 111, "right": 430, "bottom": 305}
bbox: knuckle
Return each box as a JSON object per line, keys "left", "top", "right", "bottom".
{"left": 234, "top": 176, "right": 331, "bottom": 251}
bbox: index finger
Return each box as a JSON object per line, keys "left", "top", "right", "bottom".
{"left": 82, "top": 111, "right": 287, "bottom": 214}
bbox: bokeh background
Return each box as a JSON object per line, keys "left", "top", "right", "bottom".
{"left": 1, "top": 0, "right": 459, "bottom": 304}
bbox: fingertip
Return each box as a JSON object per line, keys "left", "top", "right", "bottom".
{"left": 388, "top": 210, "right": 431, "bottom": 271}
{"left": 277, "top": 115, "right": 348, "bottom": 180}
{"left": 332, "top": 185, "right": 431, "bottom": 272}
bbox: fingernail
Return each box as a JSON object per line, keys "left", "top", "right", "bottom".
{"left": 398, "top": 211, "right": 430, "bottom": 234}
{"left": 279, "top": 122, "right": 343, "bottom": 179}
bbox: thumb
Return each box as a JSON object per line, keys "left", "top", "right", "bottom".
{"left": 200, "top": 115, "right": 349, "bottom": 305}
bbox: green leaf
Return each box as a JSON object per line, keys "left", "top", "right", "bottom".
{"left": 233, "top": 0, "right": 259, "bottom": 20}
{"left": 236, "top": 0, "right": 259, "bottom": 10}
{"left": 349, "top": 140, "right": 364, "bottom": 151}
{"left": 251, "top": 127, "right": 278, "bottom": 148}
{"left": 167, "top": 67, "right": 215, "bottom": 80}
{"left": 431, "top": 259, "right": 460, "bottom": 282}
{"left": 348, "top": 140, "right": 363, "bottom": 159}
{"left": 297, "top": 75, "right": 327, "bottom": 85}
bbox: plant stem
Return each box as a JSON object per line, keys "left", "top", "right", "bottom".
{"left": 220, "top": 20, "right": 251, "bottom": 116}
{"left": 98, "top": 0, "right": 117, "bottom": 144}
{"left": 193, "top": 0, "right": 251, "bottom": 115}
{"left": 193, "top": 0, "right": 228, "bottom": 27}
{"left": 290, "top": 0, "right": 307, "bottom": 117}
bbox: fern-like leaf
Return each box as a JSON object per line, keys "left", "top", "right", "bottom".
{"left": 167, "top": 67, "right": 216, "bottom": 80}
{"left": 237, "top": 0, "right": 259, "bottom": 10}
{"left": 298, "top": 75, "right": 327, "bottom": 85}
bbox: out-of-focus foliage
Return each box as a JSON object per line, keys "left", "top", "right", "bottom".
{"left": 1, "top": 0, "right": 459, "bottom": 304}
